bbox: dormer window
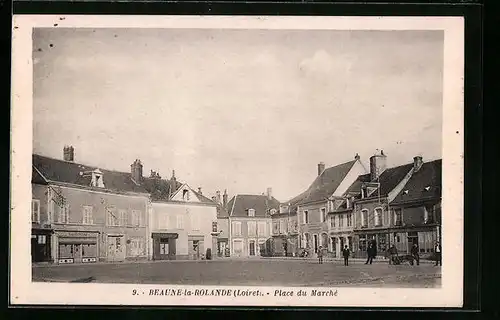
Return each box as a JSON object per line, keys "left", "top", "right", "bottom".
{"left": 248, "top": 209, "right": 255, "bottom": 217}
{"left": 182, "top": 189, "right": 190, "bottom": 201}
{"left": 91, "top": 169, "right": 105, "bottom": 188}
{"left": 270, "top": 209, "right": 277, "bottom": 215}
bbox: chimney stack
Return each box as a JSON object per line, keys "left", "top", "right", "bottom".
{"left": 198, "top": 187, "right": 203, "bottom": 195}
{"left": 223, "top": 189, "right": 228, "bottom": 208}
{"left": 216, "top": 190, "right": 221, "bottom": 204}
{"left": 266, "top": 187, "right": 273, "bottom": 200}
{"left": 63, "top": 145, "right": 74, "bottom": 162}
{"left": 413, "top": 156, "right": 423, "bottom": 173}
{"left": 355, "top": 153, "right": 360, "bottom": 160}
{"left": 369, "top": 149, "right": 387, "bottom": 181}
{"left": 318, "top": 162, "right": 325, "bottom": 176}
{"left": 130, "top": 159, "right": 143, "bottom": 183}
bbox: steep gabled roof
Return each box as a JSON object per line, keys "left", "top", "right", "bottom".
{"left": 32, "top": 154, "right": 149, "bottom": 194}
{"left": 228, "top": 194, "right": 280, "bottom": 218}
{"left": 391, "top": 159, "right": 442, "bottom": 204}
{"left": 375, "top": 163, "right": 414, "bottom": 197}
{"left": 289, "top": 160, "right": 357, "bottom": 206}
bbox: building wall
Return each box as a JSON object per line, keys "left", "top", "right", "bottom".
{"left": 31, "top": 183, "right": 50, "bottom": 226}
{"left": 327, "top": 210, "right": 355, "bottom": 257}
{"left": 48, "top": 184, "right": 149, "bottom": 263}
{"left": 217, "top": 217, "right": 229, "bottom": 240}
{"left": 151, "top": 202, "right": 217, "bottom": 259}
{"left": 229, "top": 217, "right": 272, "bottom": 257}
{"left": 271, "top": 212, "right": 299, "bottom": 256}
{"left": 298, "top": 201, "right": 329, "bottom": 254}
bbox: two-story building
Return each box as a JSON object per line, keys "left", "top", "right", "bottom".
{"left": 352, "top": 151, "right": 421, "bottom": 259}
{"left": 294, "top": 155, "right": 368, "bottom": 256}
{"left": 143, "top": 171, "right": 218, "bottom": 260}
{"left": 388, "top": 158, "right": 442, "bottom": 258}
{"left": 32, "top": 147, "right": 151, "bottom": 264}
{"left": 270, "top": 202, "right": 300, "bottom": 257}
{"left": 227, "top": 189, "right": 279, "bottom": 257}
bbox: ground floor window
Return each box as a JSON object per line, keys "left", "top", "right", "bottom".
{"left": 128, "top": 237, "right": 146, "bottom": 256}
{"left": 233, "top": 240, "right": 243, "bottom": 255}
{"left": 418, "top": 231, "right": 437, "bottom": 253}
{"left": 358, "top": 234, "right": 367, "bottom": 252}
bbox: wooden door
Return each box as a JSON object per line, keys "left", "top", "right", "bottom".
{"left": 249, "top": 241, "right": 256, "bottom": 256}
{"left": 107, "top": 236, "right": 125, "bottom": 262}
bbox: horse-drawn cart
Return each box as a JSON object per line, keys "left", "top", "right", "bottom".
{"left": 390, "top": 254, "right": 416, "bottom": 265}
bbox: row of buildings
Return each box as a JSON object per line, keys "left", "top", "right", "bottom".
{"left": 31, "top": 146, "right": 441, "bottom": 264}
{"left": 215, "top": 151, "right": 442, "bottom": 260}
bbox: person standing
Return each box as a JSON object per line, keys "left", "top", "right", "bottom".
{"left": 411, "top": 243, "right": 420, "bottom": 265}
{"left": 388, "top": 244, "right": 398, "bottom": 265}
{"left": 342, "top": 245, "right": 350, "bottom": 266}
{"left": 434, "top": 241, "right": 442, "bottom": 266}
{"left": 365, "top": 242, "right": 374, "bottom": 265}
{"left": 317, "top": 246, "right": 324, "bottom": 264}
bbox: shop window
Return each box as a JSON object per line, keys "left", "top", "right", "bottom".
{"left": 82, "top": 244, "right": 97, "bottom": 257}
{"left": 31, "top": 199, "right": 40, "bottom": 223}
{"left": 160, "top": 238, "right": 169, "bottom": 255}
{"left": 37, "top": 235, "right": 46, "bottom": 244}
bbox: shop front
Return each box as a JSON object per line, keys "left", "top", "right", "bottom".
{"left": 31, "top": 228, "right": 53, "bottom": 263}
{"left": 56, "top": 231, "right": 99, "bottom": 264}
{"left": 152, "top": 232, "right": 178, "bottom": 260}
{"left": 188, "top": 235, "right": 205, "bottom": 260}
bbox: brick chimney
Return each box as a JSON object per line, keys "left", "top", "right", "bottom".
{"left": 413, "top": 156, "right": 423, "bottom": 172}
{"left": 318, "top": 162, "right": 325, "bottom": 176}
{"left": 130, "top": 159, "right": 143, "bottom": 183}
{"left": 63, "top": 145, "right": 74, "bottom": 162}
{"left": 355, "top": 153, "right": 360, "bottom": 160}
{"left": 223, "top": 189, "right": 228, "bottom": 208}
{"left": 369, "top": 149, "right": 387, "bottom": 181}
{"left": 216, "top": 190, "right": 221, "bottom": 204}
{"left": 266, "top": 187, "right": 273, "bottom": 200}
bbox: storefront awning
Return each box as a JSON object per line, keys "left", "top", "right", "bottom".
{"left": 151, "top": 232, "right": 178, "bottom": 239}
{"left": 59, "top": 237, "right": 97, "bottom": 245}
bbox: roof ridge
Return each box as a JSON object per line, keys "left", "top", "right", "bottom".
{"left": 33, "top": 153, "right": 131, "bottom": 176}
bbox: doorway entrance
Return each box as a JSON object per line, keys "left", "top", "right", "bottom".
{"left": 152, "top": 233, "right": 178, "bottom": 260}
{"left": 313, "top": 234, "right": 319, "bottom": 253}
{"left": 107, "top": 235, "right": 126, "bottom": 262}
{"left": 407, "top": 231, "right": 418, "bottom": 253}
{"left": 249, "top": 240, "right": 256, "bottom": 256}
{"left": 31, "top": 232, "right": 51, "bottom": 262}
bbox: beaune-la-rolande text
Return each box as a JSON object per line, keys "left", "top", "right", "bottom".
{"left": 149, "top": 288, "right": 265, "bottom": 297}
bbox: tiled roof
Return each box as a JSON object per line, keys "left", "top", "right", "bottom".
{"left": 228, "top": 194, "right": 281, "bottom": 218}
{"left": 289, "top": 160, "right": 357, "bottom": 206}
{"left": 216, "top": 204, "right": 230, "bottom": 218}
{"left": 142, "top": 177, "right": 182, "bottom": 201}
{"left": 375, "top": 163, "right": 414, "bottom": 196}
{"left": 344, "top": 173, "right": 372, "bottom": 198}
{"left": 391, "top": 159, "right": 442, "bottom": 204}
{"left": 33, "top": 154, "right": 149, "bottom": 194}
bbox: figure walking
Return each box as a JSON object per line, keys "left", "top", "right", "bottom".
{"left": 411, "top": 243, "right": 420, "bottom": 266}
{"left": 365, "top": 241, "right": 376, "bottom": 265}
{"left": 342, "top": 245, "right": 350, "bottom": 266}
{"left": 388, "top": 244, "right": 398, "bottom": 265}
{"left": 434, "top": 241, "right": 442, "bottom": 266}
{"left": 317, "top": 246, "right": 324, "bottom": 264}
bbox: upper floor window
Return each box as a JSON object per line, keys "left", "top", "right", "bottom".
{"left": 191, "top": 214, "right": 200, "bottom": 231}
{"left": 279, "top": 219, "right": 287, "bottom": 234}
{"left": 248, "top": 209, "right": 256, "bottom": 217}
{"left": 107, "top": 206, "right": 119, "bottom": 226}
{"left": 258, "top": 221, "right": 267, "bottom": 237}
{"left": 91, "top": 169, "right": 105, "bottom": 188}
{"left": 212, "top": 221, "right": 218, "bottom": 233}
{"left": 232, "top": 221, "right": 242, "bottom": 236}
{"left": 31, "top": 199, "right": 40, "bottom": 223}
{"left": 303, "top": 210, "right": 309, "bottom": 224}
{"left": 339, "top": 214, "right": 344, "bottom": 228}
{"left": 374, "top": 208, "right": 383, "bottom": 226}
{"left": 347, "top": 213, "right": 353, "bottom": 227}
{"left": 248, "top": 221, "right": 257, "bottom": 236}
{"left": 393, "top": 208, "right": 402, "bottom": 226}
{"left": 290, "top": 219, "right": 298, "bottom": 232}
{"left": 272, "top": 220, "right": 280, "bottom": 235}
{"left": 330, "top": 215, "right": 336, "bottom": 228}
{"left": 57, "top": 203, "right": 70, "bottom": 224}
{"left": 119, "top": 209, "right": 127, "bottom": 226}
{"left": 131, "top": 210, "right": 142, "bottom": 226}
{"left": 176, "top": 214, "right": 184, "bottom": 229}
{"left": 361, "top": 209, "right": 368, "bottom": 227}
{"left": 82, "top": 205, "right": 93, "bottom": 225}
{"left": 320, "top": 208, "right": 326, "bottom": 223}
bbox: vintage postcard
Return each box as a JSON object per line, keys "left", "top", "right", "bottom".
{"left": 11, "top": 15, "right": 464, "bottom": 307}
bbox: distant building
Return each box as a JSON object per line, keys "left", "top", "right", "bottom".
{"left": 145, "top": 172, "right": 218, "bottom": 261}
{"left": 388, "top": 158, "right": 442, "bottom": 258}
{"left": 32, "top": 147, "right": 150, "bottom": 264}
{"left": 293, "top": 156, "right": 368, "bottom": 257}
{"left": 351, "top": 152, "right": 442, "bottom": 259}
{"left": 226, "top": 189, "right": 279, "bottom": 257}
{"left": 214, "top": 190, "right": 230, "bottom": 257}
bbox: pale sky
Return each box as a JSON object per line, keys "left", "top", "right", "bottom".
{"left": 33, "top": 28, "right": 443, "bottom": 202}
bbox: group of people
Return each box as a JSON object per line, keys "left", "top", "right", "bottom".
{"left": 317, "top": 240, "right": 443, "bottom": 266}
